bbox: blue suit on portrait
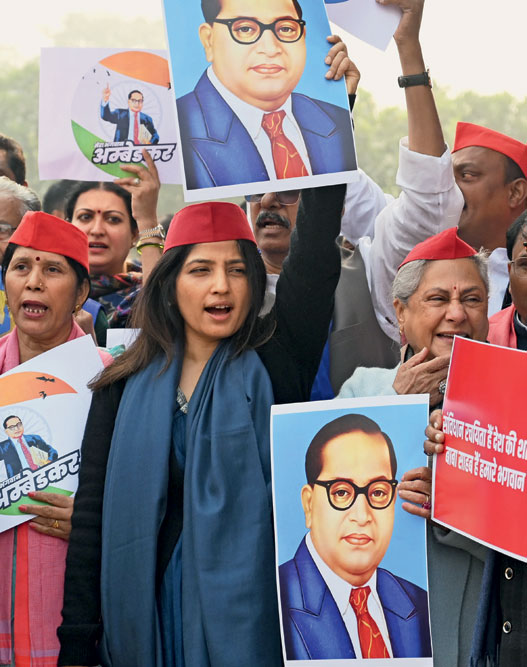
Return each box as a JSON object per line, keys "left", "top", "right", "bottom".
{"left": 0, "top": 435, "right": 58, "bottom": 479}
{"left": 176, "top": 71, "right": 357, "bottom": 190}
{"left": 100, "top": 104, "right": 160, "bottom": 144}
{"left": 279, "top": 537, "right": 432, "bottom": 660}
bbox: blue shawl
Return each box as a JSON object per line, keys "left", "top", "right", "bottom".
{"left": 100, "top": 341, "right": 282, "bottom": 666}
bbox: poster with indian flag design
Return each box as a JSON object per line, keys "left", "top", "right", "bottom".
{"left": 38, "top": 48, "right": 181, "bottom": 184}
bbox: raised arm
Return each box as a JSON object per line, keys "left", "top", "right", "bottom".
{"left": 366, "top": 0, "right": 464, "bottom": 341}
{"left": 258, "top": 185, "right": 345, "bottom": 404}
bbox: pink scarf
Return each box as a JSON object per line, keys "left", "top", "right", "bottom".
{"left": 488, "top": 305, "right": 517, "bottom": 349}
{"left": 0, "top": 321, "right": 112, "bottom": 666}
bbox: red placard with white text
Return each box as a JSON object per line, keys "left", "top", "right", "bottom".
{"left": 433, "top": 337, "right": 527, "bottom": 559}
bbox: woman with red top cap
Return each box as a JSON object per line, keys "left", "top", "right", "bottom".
{"left": 57, "top": 186, "right": 345, "bottom": 667}
{"left": 339, "top": 227, "right": 491, "bottom": 667}
{"left": 0, "top": 211, "right": 112, "bottom": 667}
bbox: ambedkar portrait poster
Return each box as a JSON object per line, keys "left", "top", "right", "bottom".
{"left": 39, "top": 48, "right": 182, "bottom": 184}
{"left": 433, "top": 337, "right": 527, "bottom": 560}
{"left": 163, "top": 0, "right": 358, "bottom": 202}
{"left": 271, "top": 395, "right": 433, "bottom": 666}
{"left": 0, "top": 336, "right": 102, "bottom": 533}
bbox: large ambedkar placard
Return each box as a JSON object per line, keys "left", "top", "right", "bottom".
{"left": 433, "top": 337, "right": 527, "bottom": 560}
{"left": 39, "top": 48, "right": 181, "bottom": 183}
{"left": 0, "top": 336, "right": 102, "bottom": 532}
{"left": 163, "top": 0, "right": 358, "bottom": 202}
{"left": 272, "top": 395, "right": 432, "bottom": 666}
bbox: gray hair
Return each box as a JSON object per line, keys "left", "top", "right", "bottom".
{"left": 392, "top": 251, "right": 490, "bottom": 304}
{"left": 0, "top": 176, "right": 41, "bottom": 222}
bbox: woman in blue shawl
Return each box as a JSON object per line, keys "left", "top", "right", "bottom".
{"left": 57, "top": 185, "right": 345, "bottom": 667}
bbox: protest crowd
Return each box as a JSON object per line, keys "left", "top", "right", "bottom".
{"left": 0, "top": 0, "right": 526, "bottom": 665}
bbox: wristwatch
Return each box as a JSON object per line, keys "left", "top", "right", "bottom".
{"left": 398, "top": 70, "right": 431, "bottom": 89}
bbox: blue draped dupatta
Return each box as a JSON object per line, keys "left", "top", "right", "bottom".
{"left": 99, "top": 341, "right": 282, "bottom": 666}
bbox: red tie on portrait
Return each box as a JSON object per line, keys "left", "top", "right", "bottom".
{"left": 261, "top": 110, "right": 308, "bottom": 179}
{"left": 17, "top": 437, "right": 38, "bottom": 471}
{"left": 349, "top": 586, "right": 390, "bottom": 659}
{"left": 133, "top": 111, "right": 140, "bottom": 144}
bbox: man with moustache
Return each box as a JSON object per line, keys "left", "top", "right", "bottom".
{"left": 279, "top": 414, "right": 431, "bottom": 660}
{"left": 176, "top": 0, "right": 356, "bottom": 190}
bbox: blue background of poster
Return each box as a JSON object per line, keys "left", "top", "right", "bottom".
{"left": 163, "top": 0, "right": 349, "bottom": 109}
{"left": 272, "top": 400, "right": 430, "bottom": 590}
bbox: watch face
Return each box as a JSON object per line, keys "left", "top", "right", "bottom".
{"left": 398, "top": 72, "right": 430, "bottom": 88}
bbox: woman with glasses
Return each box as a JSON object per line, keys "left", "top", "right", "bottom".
{"left": 0, "top": 211, "right": 112, "bottom": 667}
{"left": 57, "top": 185, "right": 345, "bottom": 667}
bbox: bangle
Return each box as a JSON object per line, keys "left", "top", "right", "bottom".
{"left": 398, "top": 70, "right": 431, "bottom": 89}
{"left": 138, "top": 224, "right": 165, "bottom": 241}
{"left": 136, "top": 242, "right": 165, "bottom": 255}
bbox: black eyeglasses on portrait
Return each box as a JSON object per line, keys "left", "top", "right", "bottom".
{"left": 314, "top": 478, "right": 398, "bottom": 511}
{"left": 6, "top": 422, "right": 23, "bottom": 432}
{"left": 244, "top": 190, "right": 300, "bottom": 206}
{"left": 212, "top": 17, "right": 306, "bottom": 44}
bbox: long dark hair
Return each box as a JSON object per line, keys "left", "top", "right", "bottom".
{"left": 91, "top": 239, "right": 272, "bottom": 389}
{"left": 64, "top": 182, "right": 138, "bottom": 233}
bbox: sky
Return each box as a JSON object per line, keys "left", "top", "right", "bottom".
{"left": 3, "top": 0, "right": 527, "bottom": 110}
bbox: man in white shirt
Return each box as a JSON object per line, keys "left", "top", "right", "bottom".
{"left": 176, "top": 0, "right": 356, "bottom": 190}
{"left": 278, "top": 413, "right": 431, "bottom": 660}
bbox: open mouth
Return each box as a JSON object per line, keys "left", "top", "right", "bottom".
{"left": 89, "top": 242, "right": 108, "bottom": 249}
{"left": 205, "top": 305, "right": 232, "bottom": 316}
{"left": 22, "top": 301, "right": 48, "bottom": 315}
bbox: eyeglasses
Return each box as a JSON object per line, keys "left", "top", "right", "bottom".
{"left": 213, "top": 17, "right": 306, "bottom": 44}
{"left": 0, "top": 222, "right": 17, "bottom": 240}
{"left": 510, "top": 257, "right": 527, "bottom": 277}
{"left": 129, "top": 97, "right": 143, "bottom": 105}
{"left": 5, "top": 422, "right": 23, "bottom": 432}
{"left": 245, "top": 190, "right": 300, "bottom": 206}
{"left": 314, "top": 478, "right": 398, "bottom": 511}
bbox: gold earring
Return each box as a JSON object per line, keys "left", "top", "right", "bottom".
{"left": 74, "top": 304, "right": 81, "bottom": 314}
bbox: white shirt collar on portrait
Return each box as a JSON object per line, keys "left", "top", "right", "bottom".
{"left": 206, "top": 66, "right": 312, "bottom": 177}
{"left": 305, "top": 531, "right": 393, "bottom": 658}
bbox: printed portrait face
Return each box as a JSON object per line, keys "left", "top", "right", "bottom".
{"left": 4, "top": 416, "right": 24, "bottom": 439}
{"left": 301, "top": 430, "right": 396, "bottom": 586}
{"left": 199, "top": 0, "right": 307, "bottom": 111}
{"left": 127, "top": 91, "right": 144, "bottom": 112}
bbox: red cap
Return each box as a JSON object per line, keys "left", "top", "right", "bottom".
{"left": 453, "top": 122, "right": 527, "bottom": 178}
{"left": 399, "top": 227, "right": 477, "bottom": 269}
{"left": 10, "top": 211, "right": 89, "bottom": 272}
{"left": 165, "top": 202, "right": 256, "bottom": 251}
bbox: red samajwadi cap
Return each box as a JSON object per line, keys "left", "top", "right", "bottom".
{"left": 165, "top": 202, "right": 256, "bottom": 251}
{"left": 399, "top": 227, "right": 477, "bottom": 270}
{"left": 453, "top": 122, "right": 527, "bottom": 178}
{"left": 10, "top": 211, "right": 89, "bottom": 272}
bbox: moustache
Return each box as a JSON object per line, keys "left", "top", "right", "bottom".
{"left": 255, "top": 211, "right": 291, "bottom": 229}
